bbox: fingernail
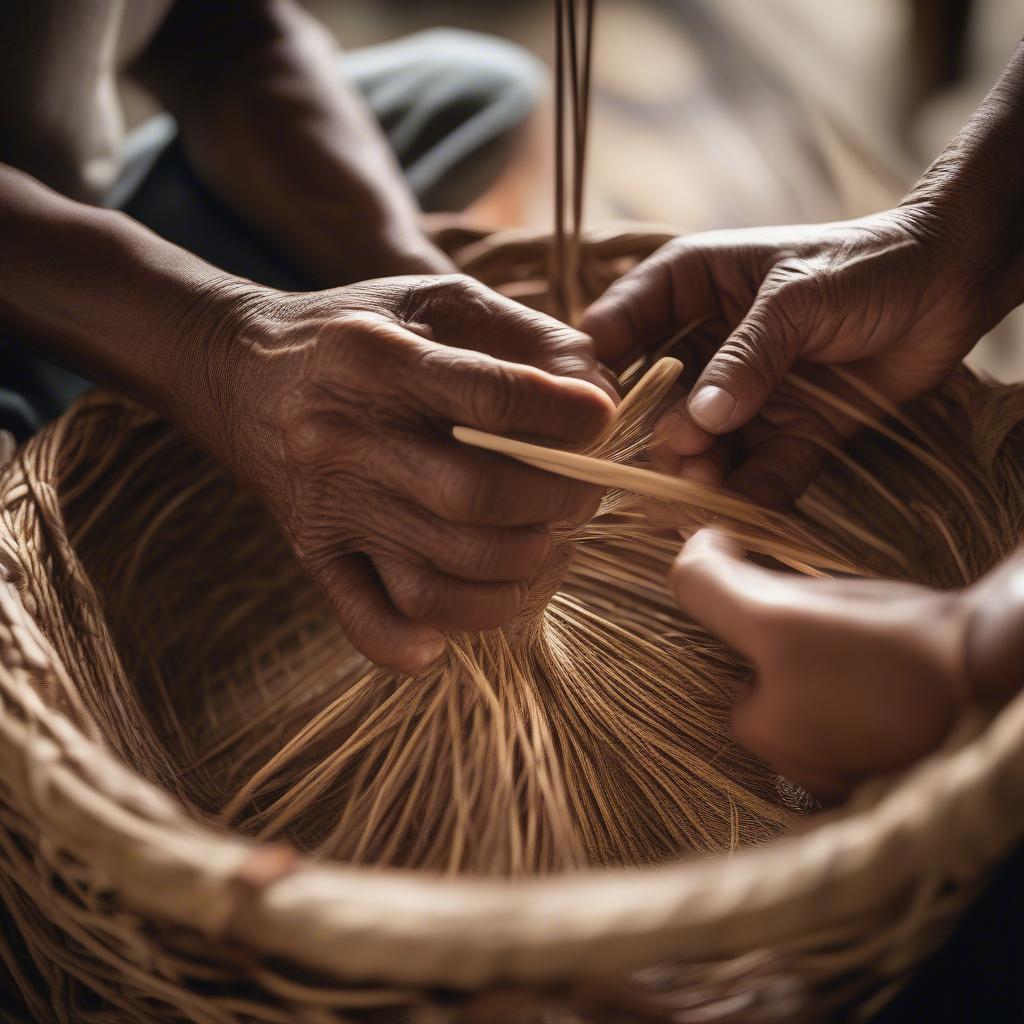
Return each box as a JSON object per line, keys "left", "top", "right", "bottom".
{"left": 689, "top": 386, "right": 736, "bottom": 431}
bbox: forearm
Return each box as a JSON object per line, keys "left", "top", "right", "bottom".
{"left": 0, "top": 164, "right": 250, "bottom": 428}
{"left": 904, "top": 40, "right": 1024, "bottom": 322}
{"left": 133, "top": 0, "right": 453, "bottom": 286}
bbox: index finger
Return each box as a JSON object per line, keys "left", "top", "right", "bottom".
{"left": 669, "top": 529, "right": 773, "bottom": 656}
{"left": 416, "top": 342, "right": 615, "bottom": 448}
{"left": 411, "top": 276, "right": 620, "bottom": 405}
{"left": 580, "top": 237, "right": 718, "bottom": 368}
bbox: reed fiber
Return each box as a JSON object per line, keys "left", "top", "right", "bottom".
{"left": 3, "top": 0, "right": 1024, "bottom": 1018}
{"left": 5, "top": 300, "right": 1024, "bottom": 1021}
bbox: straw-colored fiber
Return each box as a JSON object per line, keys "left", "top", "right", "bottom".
{"left": 1, "top": 224, "right": 1024, "bottom": 1023}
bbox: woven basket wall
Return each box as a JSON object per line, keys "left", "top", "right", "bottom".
{"left": 1, "top": 227, "right": 1024, "bottom": 1023}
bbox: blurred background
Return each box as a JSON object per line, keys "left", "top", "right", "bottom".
{"left": 123, "top": 0, "right": 1024, "bottom": 378}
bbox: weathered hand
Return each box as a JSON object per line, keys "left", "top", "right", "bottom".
{"left": 670, "top": 530, "right": 971, "bottom": 801}
{"left": 581, "top": 208, "right": 995, "bottom": 507}
{"left": 189, "top": 274, "right": 615, "bottom": 671}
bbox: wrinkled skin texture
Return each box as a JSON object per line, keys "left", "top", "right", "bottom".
{"left": 583, "top": 41, "right": 1024, "bottom": 795}
{"left": 194, "top": 274, "right": 615, "bottom": 672}
{"left": 670, "top": 530, "right": 971, "bottom": 802}
{"left": 1, "top": 167, "right": 617, "bottom": 675}
{"left": 581, "top": 207, "right": 991, "bottom": 508}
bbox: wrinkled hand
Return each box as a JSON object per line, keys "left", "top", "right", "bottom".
{"left": 190, "top": 274, "right": 615, "bottom": 671}
{"left": 670, "top": 530, "right": 970, "bottom": 801}
{"left": 581, "top": 208, "right": 994, "bottom": 507}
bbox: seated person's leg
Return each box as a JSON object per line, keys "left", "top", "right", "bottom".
{"left": 113, "top": 28, "right": 544, "bottom": 289}
{"left": 2, "top": 28, "right": 543, "bottom": 437}
{"left": 344, "top": 28, "right": 544, "bottom": 212}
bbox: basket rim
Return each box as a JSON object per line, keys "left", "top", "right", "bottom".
{"left": 3, "top": 391, "right": 1024, "bottom": 989}
{"left": 3, "top": 591, "right": 1023, "bottom": 988}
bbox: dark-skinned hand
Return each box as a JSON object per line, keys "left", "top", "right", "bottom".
{"left": 581, "top": 209, "right": 992, "bottom": 507}
{"left": 189, "top": 274, "right": 616, "bottom": 672}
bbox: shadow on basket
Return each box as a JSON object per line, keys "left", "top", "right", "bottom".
{"left": 1, "top": 226, "right": 1024, "bottom": 1022}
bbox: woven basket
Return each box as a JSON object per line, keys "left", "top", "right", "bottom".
{"left": 3, "top": 226, "right": 1024, "bottom": 1023}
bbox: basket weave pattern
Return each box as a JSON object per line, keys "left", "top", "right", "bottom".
{"left": 2, "top": 228, "right": 1024, "bottom": 1022}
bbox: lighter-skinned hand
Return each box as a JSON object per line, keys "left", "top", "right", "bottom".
{"left": 669, "top": 529, "right": 971, "bottom": 802}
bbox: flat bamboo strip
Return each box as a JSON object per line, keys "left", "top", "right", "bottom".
{"left": 455, "top": 425, "right": 749, "bottom": 517}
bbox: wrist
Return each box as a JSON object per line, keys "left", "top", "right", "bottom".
{"left": 157, "top": 276, "right": 281, "bottom": 462}
{"left": 306, "top": 212, "right": 457, "bottom": 285}
{"left": 962, "top": 552, "right": 1024, "bottom": 707}
{"left": 900, "top": 44, "right": 1024, "bottom": 327}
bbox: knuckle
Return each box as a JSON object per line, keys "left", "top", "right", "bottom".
{"left": 429, "top": 271, "right": 474, "bottom": 292}
{"left": 671, "top": 546, "right": 716, "bottom": 586}
{"left": 388, "top": 565, "right": 445, "bottom": 621}
{"left": 321, "top": 310, "right": 366, "bottom": 341}
{"left": 506, "top": 579, "right": 531, "bottom": 614}
{"left": 514, "top": 471, "right": 577, "bottom": 525}
{"left": 443, "top": 272, "right": 479, "bottom": 295}
{"left": 280, "top": 403, "right": 333, "bottom": 463}
{"left": 496, "top": 532, "right": 548, "bottom": 579}
{"left": 545, "top": 329, "right": 599, "bottom": 374}
{"left": 447, "top": 530, "right": 499, "bottom": 578}
{"left": 664, "top": 235, "right": 715, "bottom": 281}
{"left": 778, "top": 273, "right": 820, "bottom": 305}
{"left": 769, "top": 256, "right": 817, "bottom": 288}
{"left": 435, "top": 461, "right": 490, "bottom": 522}
{"left": 335, "top": 591, "right": 379, "bottom": 648}
{"left": 469, "top": 363, "right": 530, "bottom": 430}
{"left": 433, "top": 273, "right": 487, "bottom": 313}
{"left": 454, "top": 533, "right": 539, "bottom": 581}
{"left": 451, "top": 273, "right": 483, "bottom": 297}
{"left": 453, "top": 525, "right": 552, "bottom": 580}
{"left": 764, "top": 260, "right": 821, "bottom": 318}
{"left": 665, "top": 234, "right": 698, "bottom": 261}
{"left": 518, "top": 529, "right": 554, "bottom": 575}
{"left": 398, "top": 273, "right": 472, "bottom": 323}
{"left": 328, "top": 311, "right": 395, "bottom": 356}
{"left": 716, "top": 327, "right": 784, "bottom": 384}
{"left": 482, "top": 581, "right": 530, "bottom": 625}
{"left": 566, "top": 325, "right": 598, "bottom": 357}
{"left": 729, "top": 309, "right": 772, "bottom": 353}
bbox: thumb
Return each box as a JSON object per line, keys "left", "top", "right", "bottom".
{"left": 687, "top": 284, "right": 803, "bottom": 434}
{"left": 580, "top": 237, "right": 716, "bottom": 370}
{"left": 669, "top": 529, "right": 772, "bottom": 656}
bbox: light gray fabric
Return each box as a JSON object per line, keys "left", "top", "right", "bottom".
{"left": 1, "top": 28, "right": 544, "bottom": 437}
{"left": 112, "top": 29, "right": 543, "bottom": 291}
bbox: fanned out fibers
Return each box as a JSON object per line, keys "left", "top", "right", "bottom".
{"left": 3, "top": 0, "right": 1024, "bottom": 1005}
{"left": 44, "top": 345, "right": 1024, "bottom": 882}
{"left": 57, "top": 358, "right": 792, "bottom": 874}
{"left": 6, "top": 230, "right": 1024, "bottom": 1022}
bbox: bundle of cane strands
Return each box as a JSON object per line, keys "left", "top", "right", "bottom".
{"left": 4, "top": 1, "right": 1024, "bottom": 1020}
